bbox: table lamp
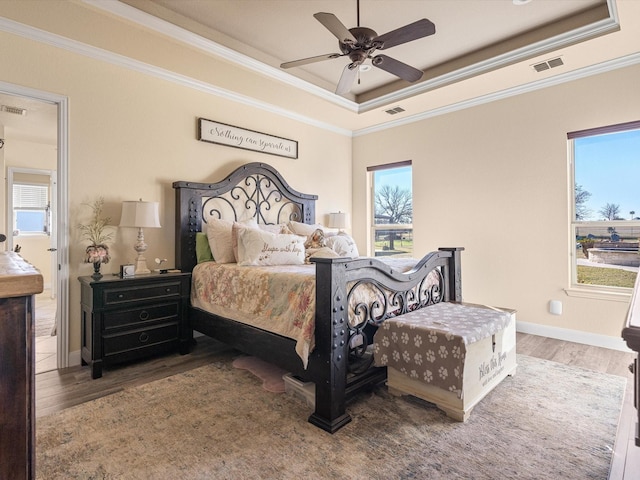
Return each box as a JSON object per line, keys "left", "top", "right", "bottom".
{"left": 119, "top": 199, "right": 161, "bottom": 274}
{"left": 328, "top": 211, "right": 349, "bottom": 234}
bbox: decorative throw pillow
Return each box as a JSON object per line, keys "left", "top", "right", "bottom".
{"left": 287, "top": 221, "right": 331, "bottom": 237}
{"left": 237, "top": 228, "right": 305, "bottom": 266}
{"left": 305, "top": 246, "right": 341, "bottom": 263}
{"left": 304, "top": 228, "right": 327, "bottom": 249}
{"left": 196, "top": 232, "right": 214, "bottom": 263}
{"left": 231, "top": 222, "right": 291, "bottom": 261}
{"left": 326, "top": 233, "right": 360, "bottom": 258}
{"left": 206, "top": 217, "right": 257, "bottom": 263}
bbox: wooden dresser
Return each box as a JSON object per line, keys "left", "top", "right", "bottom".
{"left": 0, "top": 251, "right": 43, "bottom": 480}
{"left": 623, "top": 272, "right": 640, "bottom": 447}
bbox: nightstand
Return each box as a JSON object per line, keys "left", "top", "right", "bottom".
{"left": 79, "top": 271, "right": 191, "bottom": 379}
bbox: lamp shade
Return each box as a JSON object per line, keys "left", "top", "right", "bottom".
{"left": 119, "top": 200, "right": 161, "bottom": 228}
{"left": 328, "top": 212, "right": 349, "bottom": 230}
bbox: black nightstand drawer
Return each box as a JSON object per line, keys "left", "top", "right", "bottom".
{"left": 103, "top": 282, "right": 181, "bottom": 305}
{"left": 103, "top": 322, "right": 179, "bottom": 356}
{"left": 103, "top": 302, "right": 179, "bottom": 330}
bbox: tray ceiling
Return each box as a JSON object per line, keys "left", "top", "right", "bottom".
{"left": 119, "top": 0, "right": 613, "bottom": 104}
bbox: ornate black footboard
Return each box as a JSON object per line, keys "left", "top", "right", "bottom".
{"left": 308, "top": 248, "right": 463, "bottom": 432}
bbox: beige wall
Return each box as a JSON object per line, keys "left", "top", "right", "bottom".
{"left": 353, "top": 63, "right": 640, "bottom": 341}
{"left": 0, "top": 17, "right": 352, "bottom": 354}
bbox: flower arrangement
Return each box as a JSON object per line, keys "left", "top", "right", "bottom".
{"left": 78, "top": 198, "right": 113, "bottom": 277}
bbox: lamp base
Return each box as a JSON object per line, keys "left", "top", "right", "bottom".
{"left": 132, "top": 227, "right": 151, "bottom": 274}
{"left": 134, "top": 255, "right": 151, "bottom": 275}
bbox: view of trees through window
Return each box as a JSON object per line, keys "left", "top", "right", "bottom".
{"left": 571, "top": 123, "right": 640, "bottom": 289}
{"left": 371, "top": 163, "right": 412, "bottom": 257}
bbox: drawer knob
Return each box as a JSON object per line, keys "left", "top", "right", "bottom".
{"left": 117, "top": 293, "right": 125, "bottom": 299}
{"left": 166, "top": 288, "right": 172, "bottom": 293}
{"left": 139, "top": 332, "right": 149, "bottom": 343}
{"left": 139, "top": 310, "right": 150, "bottom": 321}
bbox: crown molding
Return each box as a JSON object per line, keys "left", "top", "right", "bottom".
{"left": 0, "top": 14, "right": 352, "bottom": 137}
{"left": 85, "top": 0, "right": 620, "bottom": 116}
{"left": 82, "top": 0, "right": 359, "bottom": 112}
{"left": 354, "top": 50, "right": 640, "bottom": 137}
{"left": 358, "top": 0, "right": 620, "bottom": 112}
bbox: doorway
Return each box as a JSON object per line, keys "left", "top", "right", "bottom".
{"left": 7, "top": 167, "right": 58, "bottom": 373}
{"left": 0, "top": 82, "right": 69, "bottom": 371}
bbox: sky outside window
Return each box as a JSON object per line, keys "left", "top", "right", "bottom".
{"left": 575, "top": 129, "right": 640, "bottom": 221}
{"left": 375, "top": 166, "right": 412, "bottom": 191}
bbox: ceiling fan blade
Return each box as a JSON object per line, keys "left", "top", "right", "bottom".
{"left": 372, "top": 54, "right": 424, "bottom": 82}
{"left": 314, "top": 12, "right": 357, "bottom": 44}
{"left": 375, "top": 19, "right": 436, "bottom": 50}
{"left": 335, "top": 63, "right": 359, "bottom": 95}
{"left": 280, "top": 53, "right": 343, "bottom": 69}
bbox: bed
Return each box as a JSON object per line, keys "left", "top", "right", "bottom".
{"left": 173, "top": 162, "right": 463, "bottom": 433}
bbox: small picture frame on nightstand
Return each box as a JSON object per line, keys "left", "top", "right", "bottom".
{"left": 120, "top": 264, "right": 135, "bottom": 278}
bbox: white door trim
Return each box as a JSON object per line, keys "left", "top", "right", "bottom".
{"left": 0, "top": 80, "right": 69, "bottom": 369}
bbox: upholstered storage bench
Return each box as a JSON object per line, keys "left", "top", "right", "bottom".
{"left": 373, "top": 302, "right": 516, "bottom": 421}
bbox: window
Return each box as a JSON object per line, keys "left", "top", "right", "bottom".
{"left": 569, "top": 121, "right": 640, "bottom": 290}
{"left": 368, "top": 161, "right": 413, "bottom": 257}
{"left": 13, "top": 182, "right": 50, "bottom": 235}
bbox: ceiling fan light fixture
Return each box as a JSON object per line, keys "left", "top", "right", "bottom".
{"left": 513, "top": 0, "right": 532, "bottom": 5}
{"left": 283, "top": 5, "right": 435, "bottom": 96}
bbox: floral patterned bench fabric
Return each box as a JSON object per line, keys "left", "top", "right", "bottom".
{"left": 373, "top": 303, "right": 513, "bottom": 398}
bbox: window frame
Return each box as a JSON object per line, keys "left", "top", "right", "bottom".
{"left": 567, "top": 120, "right": 640, "bottom": 298}
{"left": 367, "top": 160, "right": 413, "bottom": 258}
{"left": 11, "top": 180, "right": 51, "bottom": 236}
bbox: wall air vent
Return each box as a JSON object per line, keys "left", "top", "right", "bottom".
{"left": 1, "top": 105, "right": 27, "bottom": 116}
{"left": 532, "top": 57, "right": 564, "bottom": 73}
{"left": 384, "top": 106, "right": 405, "bottom": 115}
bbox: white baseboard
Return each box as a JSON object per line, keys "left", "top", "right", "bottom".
{"left": 68, "top": 350, "right": 82, "bottom": 367}
{"left": 517, "top": 320, "right": 632, "bottom": 353}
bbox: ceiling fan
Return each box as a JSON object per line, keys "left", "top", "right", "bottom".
{"left": 280, "top": 0, "right": 436, "bottom": 95}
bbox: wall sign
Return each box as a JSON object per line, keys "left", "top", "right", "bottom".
{"left": 198, "top": 118, "right": 298, "bottom": 159}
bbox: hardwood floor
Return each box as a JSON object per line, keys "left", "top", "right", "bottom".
{"left": 36, "top": 333, "right": 639, "bottom": 479}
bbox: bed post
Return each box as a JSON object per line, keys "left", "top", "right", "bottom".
{"left": 173, "top": 183, "right": 200, "bottom": 273}
{"left": 439, "top": 247, "right": 464, "bottom": 302}
{"left": 308, "top": 257, "right": 352, "bottom": 433}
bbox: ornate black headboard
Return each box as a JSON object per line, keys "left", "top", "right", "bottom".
{"left": 173, "top": 162, "right": 318, "bottom": 272}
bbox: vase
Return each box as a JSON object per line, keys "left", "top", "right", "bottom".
{"left": 91, "top": 261, "right": 103, "bottom": 280}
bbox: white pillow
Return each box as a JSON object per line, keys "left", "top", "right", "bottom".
{"left": 287, "top": 221, "right": 337, "bottom": 237}
{"left": 326, "top": 233, "right": 359, "bottom": 258}
{"left": 231, "top": 222, "right": 294, "bottom": 262}
{"left": 206, "top": 217, "right": 256, "bottom": 263}
{"left": 237, "top": 228, "right": 305, "bottom": 266}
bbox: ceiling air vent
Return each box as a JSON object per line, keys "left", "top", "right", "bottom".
{"left": 384, "top": 106, "right": 405, "bottom": 115}
{"left": 1, "top": 105, "right": 27, "bottom": 116}
{"left": 532, "top": 57, "right": 564, "bottom": 73}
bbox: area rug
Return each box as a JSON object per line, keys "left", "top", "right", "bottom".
{"left": 36, "top": 354, "right": 626, "bottom": 479}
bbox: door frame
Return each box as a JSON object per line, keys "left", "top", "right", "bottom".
{"left": 1, "top": 80, "right": 69, "bottom": 368}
